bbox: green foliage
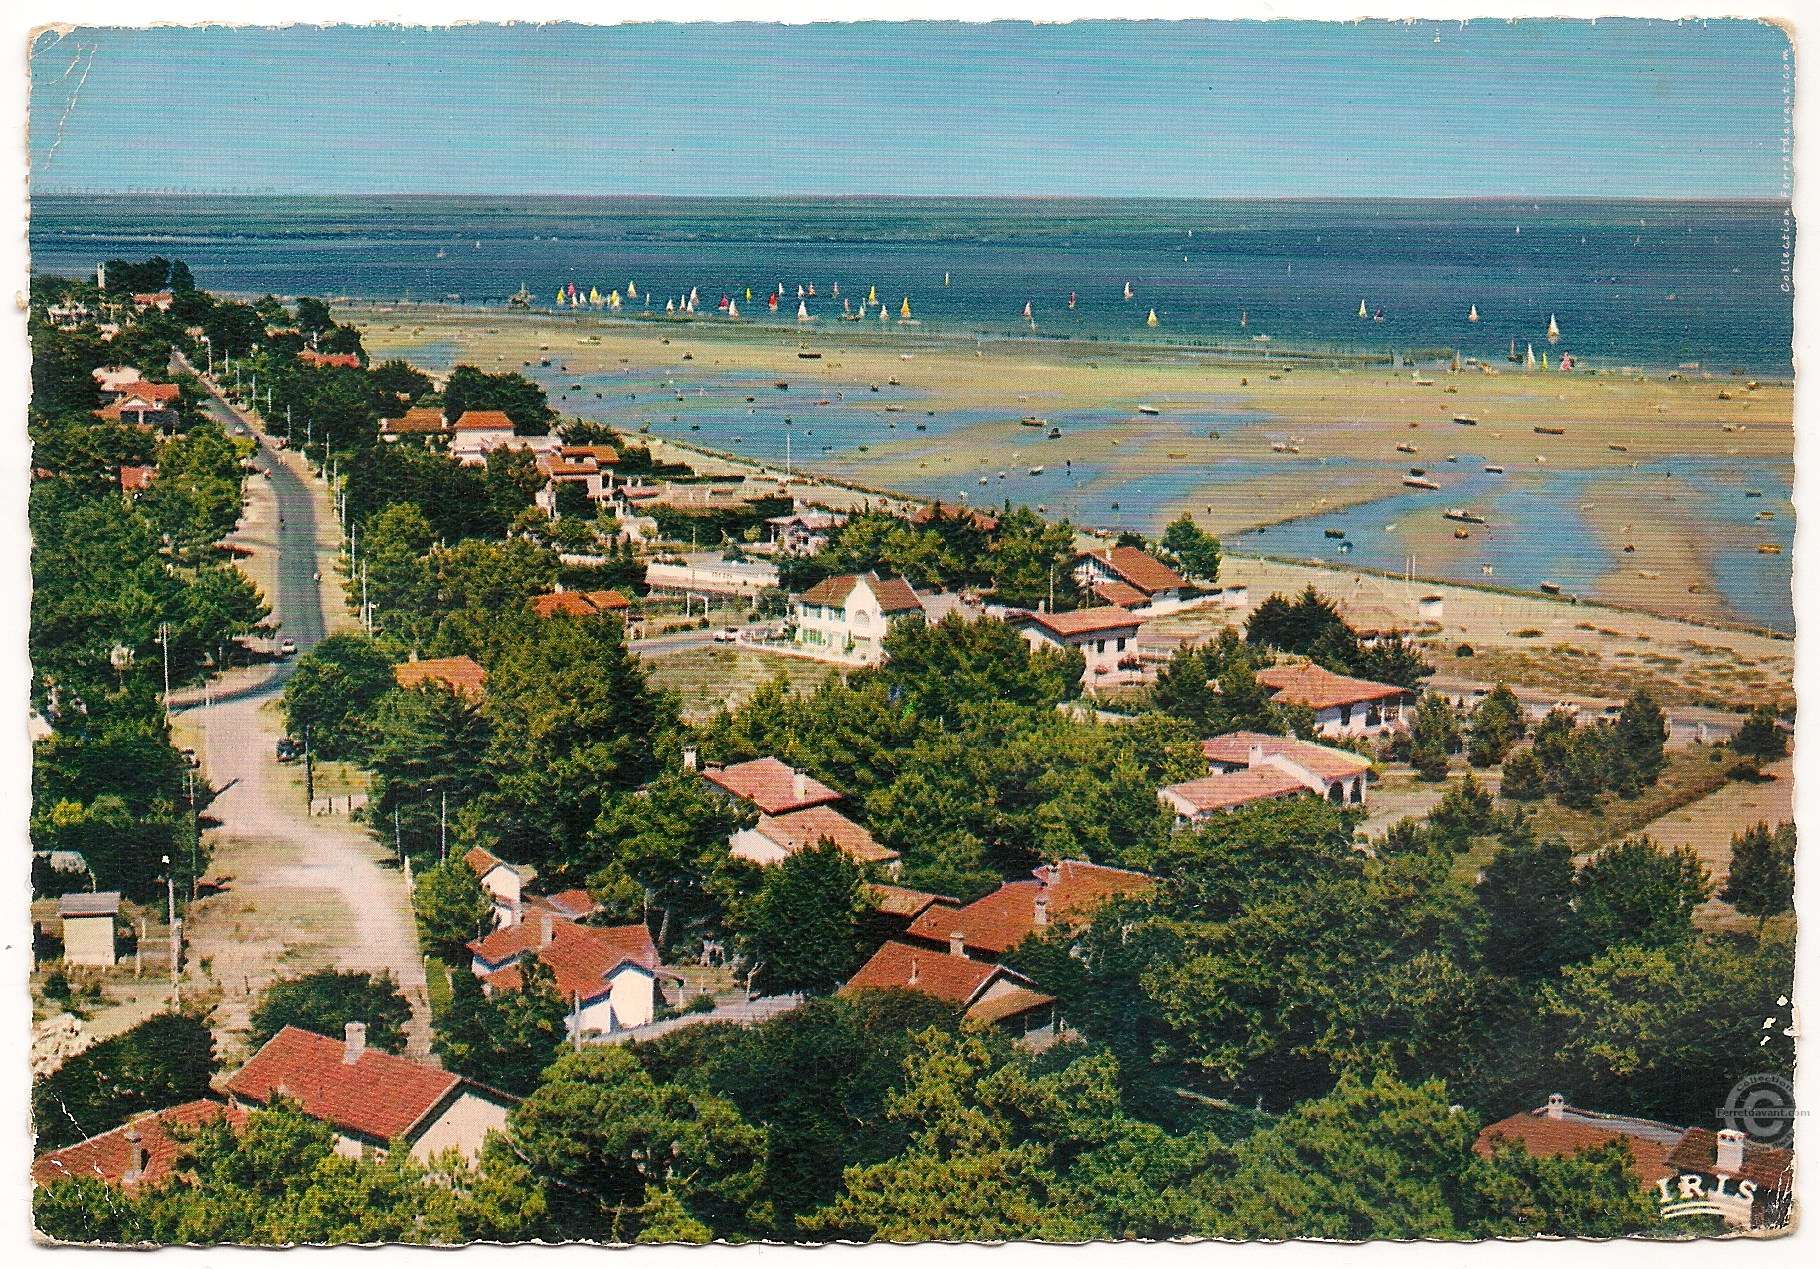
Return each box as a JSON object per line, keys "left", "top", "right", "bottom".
{"left": 866, "top": 612, "right": 1082, "bottom": 718}
{"left": 249, "top": 970, "right": 413, "bottom": 1055}
{"left": 443, "top": 365, "right": 554, "bottom": 434}
{"left": 1613, "top": 689, "right": 1668, "bottom": 784}
{"left": 413, "top": 856, "right": 496, "bottom": 964}
{"left": 1720, "top": 821, "right": 1795, "bottom": 927}
{"left": 1475, "top": 830, "right": 1584, "bottom": 981}
{"left": 1732, "top": 703, "right": 1788, "bottom": 767}
{"left": 739, "top": 841, "right": 869, "bottom": 996}
{"left": 368, "top": 680, "right": 496, "bottom": 858}
{"left": 1467, "top": 683, "right": 1525, "bottom": 767}
{"left": 344, "top": 444, "right": 501, "bottom": 543}
{"left": 279, "top": 633, "right": 396, "bottom": 760}
{"left": 370, "top": 358, "right": 433, "bottom": 405}
{"left": 33, "top": 1013, "right": 216, "bottom": 1150}
{"left": 1245, "top": 585, "right": 1349, "bottom": 654}
{"left": 1498, "top": 748, "right": 1545, "bottom": 800}
{"left": 1575, "top": 837, "right": 1711, "bottom": 954}
{"left": 435, "top": 954, "right": 568, "bottom": 1097}
{"left": 1158, "top": 514, "right": 1221, "bottom": 583}
{"left": 1410, "top": 693, "right": 1458, "bottom": 781}
{"left": 584, "top": 773, "right": 746, "bottom": 951}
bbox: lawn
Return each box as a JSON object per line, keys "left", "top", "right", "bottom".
{"left": 646, "top": 647, "right": 842, "bottom": 719}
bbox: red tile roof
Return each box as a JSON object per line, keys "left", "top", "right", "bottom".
{"left": 840, "top": 940, "right": 1026, "bottom": 1006}
{"left": 121, "top": 381, "right": 180, "bottom": 404}
{"left": 471, "top": 920, "right": 667, "bottom": 1003}
{"left": 1092, "top": 580, "right": 1151, "bottom": 609}
{"left": 453, "top": 410, "right": 515, "bottom": 432}
{"left": 702, "top": 757, "right": 841, "bottom": 815}
{"left": 394, "top": 656, "right": 488, "bottom": 699}
{"left": 464, "top": 846, "right": 510, "bottom": 878}
{"left": 118, "top": 464, "right": 158, "bottom": 492}
{"left": 1257, "top": 664, "right": 1408, "bottom": 711}
{"left": 1474, "top": 1106, "right": 1683, "bottom": 1184}
{"left": 299, "top": 350, "right": 362, "bottom": 369}
{"left": 868, "top": 884, "right": 960, "bottom": 920}
{"left": 562, "top": 445, "right": 620, "bottom": 463}
{"left": 224, "top": 1027, "right": 462, "bottom": 1145}
{"left": 758, "top": 806, "right": 900, "bottom": 865}
{"left": 1018, "top": 606, "right": 1143, "bottom": 639}
{"left": 381, "top": 408, "right": 448, "bottom": 434}
{"left": 965, "top": 985, "right": 1057, "bottom": 1026}
{"left": 905, "top": 860, "right": 1153, "bottom": 956}
{"left": 529, "top": 889, "right": 598, "bottom": 920}
{"left": 1161, "top": 767, "right": 1309, "bottom": 815}
{"left": 32, "top": 1100, "right": 248, "bottom": 1192}
{"left": 1665, "top": 1129, "right": 1794, "bottom": 1194}
{"left": 528, "top": 590, "right": 630, "bottom": 619}
{"left": 911, "top": 504, "right": 999, "bottom": 533}
{"left": 1081, "top": 546, "right": 1187, "bottom": 595}
{"left": 1202, "top": 731, "right": 1371, "bottom": 782}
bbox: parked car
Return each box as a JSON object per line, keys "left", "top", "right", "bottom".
{"left": 279, "top": 637, "right": 297, "bottom": 656}
{"left": 713, "top": 627, "right": 740, "bottom": 643}
{"left": 276, "top": 737, "right": 301, "bottom": 762}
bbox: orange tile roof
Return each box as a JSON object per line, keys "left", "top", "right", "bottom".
{"left": 868, "top": 884, "right": 959, "bottom": 920}
{"left": 299, "top": 350, "right": 362, "bottom": 369}
{"left": 121, "top": 381, "right": 180, "bottom": 404}
{"left": 393, "top": 656, "right": 487, "bottom": 699}
{"left": 453, "top": 410, "right": 515, "bottom": 432}
{"left": 758, "top": 806, "right": 900, "bottom": 865}
{"left": 905, "top": 860, "right": 1153, "bottom": 956}
{"left": 1256, "top": 664, "right": 1408, "bottom": 711}
{"left": 528, "top": 590, "right": 630, "bottom": 619}
{"left": 1162, "top": 767, "right": 1309, "bottom": 815}
{"left": 965, "top": 985, "right": 1057, "bottom": 1025}
{"left": 1665, "top": 1129, "right": 1793, "bottom": 1194}
{"left": 702, "top": 757, "right": 841, "bottom": 815}
{"left": 1082, "top": 546, "right": 1188, "bottom": 595}
{"left": 911, "top": 503, "right": 999, "bottom": 533}
{"left": 224, "top": 1027, "right": 463, "bottom": 1144}
{"left": 1202, "top": 731, "right": 1371, "bottom": 782}
{"left": 840, "top": 940, "right": 1026, "bottom": 1006}
{"left": 381, "top": 408, "right": 448, "bottom": 434}
{"left": 471, "top": 920, "right": 668, "bottom": 1003}
{"left": 118, "top": 464, "right": 158, "bottom": 492}
{"left": 798, "top": 571, "right": 923, "bottom": 613}
{"left": 529, "top": 889, "right": 598, "bottom": 920}
{"left": 463, "top": 845, "right": 510, "bottom": 878}
{"left": 32, "top": 1100, "right": 248, "bottom": 1192}
{"left": 1018, "top": 606, "right": 1143, "bottom": 639}
{"left": 562, "top": 445, "right": 620, "bottom": 463}
{"left": 1474, "top": 1107, "right": 1683, "bottom": 1184}
{"left": 1092, "top": 580, "right": 1151, "bottom": 608}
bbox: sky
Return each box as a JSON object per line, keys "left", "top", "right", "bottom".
{"left": 28, "top": 19, "right": 1793, "bottom": 198}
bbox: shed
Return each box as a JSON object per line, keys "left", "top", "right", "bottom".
{"left": 58, "top": 892, "right": 121, "bottom": 967}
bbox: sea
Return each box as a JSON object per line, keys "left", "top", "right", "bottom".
{"left": 30, "top": 195, "right": 1796, "bottom": 631}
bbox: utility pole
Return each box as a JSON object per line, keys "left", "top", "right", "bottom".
{"left": 361, "top": 561, "right": 371, "bottom": 635}
{"left": 156, "top": 621, "right": 172, "bottom": 720}
{"left": 440, "top": 791, "right": 448, "bottom": 863}
{"left": 303, "top": 724, "right": 314, "bottom": 810}
{"left": 162, "top": 855, "right": 180, "bottom": 1007}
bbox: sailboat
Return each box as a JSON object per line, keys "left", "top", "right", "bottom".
{"left": 768, "top": 292, "right": 779, "bottom": 311}
{"left": 689, "top": 287, "right": 699, "bottom": 307}
{"left": 556, "top": 289, "right": 567, "bottom": 307}
{"left": 717, "top": 294, "right": 729, "bottom": 310}
{"left": 590, "top": 288, "right": 603, "bottom": 305}
{"left": 944, "top": 272, "right": 950, "bottom": 287}
{"left": 746, "top": 286, "right": 753, "bottom": 300}
{"left": 665, "top": 298, "right": 675, "bottom": 313}
{"left": 798, "top": 301, "right": 811, "bottom": 321}
{"left": 608, "top": 290, "right": 621, "bottom": 309}
{"left": 1525, "top": 343, "right": 1537, "bottom": 369}
{"left": 1547, "top": 314, "right": 1561, "bottom": 344}
{"left": 900, "top": 297, "right": 912, "bottom": 319}
{"left": 832, "top": 283, "right": 840, "bottom": 297}
{"left": 867, "top": 285, "right": 878, "bottom": 304}
{"left": 510, "top": 284, "right": 533, "bottom": 308}
{"left": 1359, "top": 299, "right": 1368, "bottom": 318}
{"left": 1068, "top": 291, "right": 1077, "bottom": 309}
{"left": 880, "top": 305, "right": 890, "bottom": 324}
{"left": 807, "top": 284, "right": 816, "bottom": 297}
{"left": 435, "top": 248, "right": 446, "bottom": 258}
{"left": 1240, "top": 311, "right": 1247, "bottom": 328}
{"left": 1123, "top": 282, "right": 1134, "bottom": 301}
{"left": 1468, "top": 304, "right": 1479, "bottom": 322}
{"left": 727, "top": 299, "right": 740, "bottom": 318}
{"left": 1146, "top": 309, "right": 1159, "bottom": 327}
{"left": 1541, "top": 351, "right": 1549, "bottom": 369}
{"left": 628, "top": 282, "right": 638, "bottom": 298}
{"left": 1022, "top": 301, "right": 1033, "bottom": 320}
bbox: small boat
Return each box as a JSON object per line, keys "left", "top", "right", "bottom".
{"left": 1443, "top": 507, "right": 1487, "bottom": 524}
{"left": 1607, "top": 443, "right": 1628, "bottom": 452}
{"left": 1147, "top": 309, "right": 1159, "bottom": 327}
{"left": 1029, "top": 466, "right": 1044, "bottom": 475}
{"left": 1358, "top": 299, "right": 1368, "bottom": 318}
{"left": 1547, "top": 314, "right": 1561, "bottom": 344}
{"left": 1047, "top": 427, "right": 1061, "bottom": 439}
{"left": 901, "top": 297, "right": 913, "bottom": 318}
{"left": 1137, "top": 405, "right": 1161, "bottom": 415}
{"left": 1123, "top": 281, "right": 1134, "bottom": 300}
{"left": 1414, "top": 377, "right": 1435, "bottom": 386}
{"left": 1396, "top": 442, "right": 1418, "bottom": 453}
{"left": 1409, "top": 467, "right": 1426, "bottom": 476}
{"left": 1534, "top": 426, "right": 1565, "bottom": 435}
{"left": 1468, "top": 304, "right": 1479, "bottom": 322}
{"left": 1453, "top": 416, "right": 1478, "bottom": 425}
{"left": 797, "top": 350, "right": 821, "bottom": 359}
{"left": 1484, "top": 464, "right": 1504, "bottom": 473}
{"left": 1404, "top": 476, "right": 1440, "bottom": 490}
{"left": 1758, "top": 544, "right": 1782, "bottom": 554}
{"left": 1454, "top": 529, "right": 1470, "bottom": 540}
{"left": 1525, "top": 344, "right": 1537, "bottom": 369}
{"left": 1338, "top": 541, "right": 1353, "bottom": 553}
{"left": 1746, "top": 489, "right": 1764, "bottom": 497}
{"left": 1020, "top": 416, "right": 1046, "bottom": 427}
{"left": 1023, "top": 301, "right": 1033, "bottom": 319}
{"left": 1324, "top": 528, "right": 1347, "bottom": 539}
{"left": 727, "top": 299, "right": 739, "bottom": 317}
{"left": 1069, "top": 291, "right": 1077, "bottom": 308}
{"left": 1756, "top": 510, "right": 1776, "bottom": 520}
{"left": 1446, "top": 455, "right": 1460, "bottom": 463}
{"left": 798, "top": 301, "right": 812, "bottom": 321}
{"left": 1539, "top": 581, "right": 1562, "bottom": 595}
{"left": 775, "top": 381, "right": 789, "bottom": 389}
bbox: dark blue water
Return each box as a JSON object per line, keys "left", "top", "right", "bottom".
{"left": 29, "top": 195, "right": 1794, "bottom": 375}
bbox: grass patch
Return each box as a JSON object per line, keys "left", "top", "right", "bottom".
{"left": 1506, "top": 745, "right": 1734, "bottom": 853}
{"left": 425, "top": 955, "right": 454, "bottom": 1019}
{"left": 646, "top": 647, "right": 840, "bottom": 719}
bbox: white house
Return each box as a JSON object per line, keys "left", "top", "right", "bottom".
{"left": 464, "top": 846, "right": 535, "bottom": 928}
{"left": 467, "top": 913, "right": 679, "bottom": 1037}
{"left": 225, "top": 1024, "right": 516, "bottom": 1162}
{"left": 1201, "top": 731, "right": 1370, "bottom": 806}
{"left": 765, "top": 510, "right": 847, "bottom": 555}
{"left": 1073, "top": 546, "right": 1192, "bottom": 614}
{"left": 1256, "top": 663, "right": 1416, "bottom": 737}
{"left": 791, "top": 572, "right": 926, "bottom": 664}
{"left": 1010, "top": 606, "right": 1145, "bottom": 685}
{"left": 728, "top": 805, "right": 902, "bottom": 873}
{"left": 58, "top": 892, "right": 120, "bottom": 968}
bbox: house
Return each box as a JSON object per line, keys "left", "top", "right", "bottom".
{"left": 464, "top": 846, "right": 536, "bottom": 928}
{"left": 1074, "top": 546, "right": 1192, "bottom": 614}
{"left": 1256, "top": 663, "right": 1415, "bottom": 737}
{"left": 92, "top": 365, "right": 144, "bottom": 396}
{"left": 467, "top": 913, "right": 679, "bottom": 1037}
{"left": 58, "top": 891, "right": 121, "bottom": 967}
{"left": 130, "top": 291, "right": 174, "bottom": 311}
{"left": 299, "top": 350, "right": 362, "bottom": 369}
{"left": 448, "top": 410, "right": 560, "bottom": 466}
{"left": 1201, "top": 731, "right": 1370, "bottom": 807}
{"left": 1159, "top": 767, "right": 1311, "bottom": 824}
{"left": 225, "top": 1024, "right": 516, "bottom": 1161}
{"left": 1476, "top": 1094, "right": 1793, "bottom": 1231}
{"left": 791, "top": 572, "right": 925, "bottom": 664}
{"left": 701, "top": 756, "right": 842, "bottom": 816}
{"left": 904, "top": 860, "right": 1153, "bottom": 960}
{"left": 528, "top": 589, "right": 631, "bottom": 620}
{"left": 33, "top": 1100, "right": 249, "bottom": 1192}
{"left": 840, "top": 940, "right": 1055, "bottom": 1037}
{"left": 1010, "top": 607, "right": 1145, "bottom": 686}
{"left": 379, "top": 407, "right": 449, "bottom": 441}
{"left": 765, "top": 510, "right": 847, "bottom": 555}
{"left": 728, "top": 805, "right": 901, "bottom": 872}
{"left": 911, "top": 503, "right": 998, "bottom": 533}
{"left": 119, "top": 464, "right": 158, "bottom": 494}
{"left": 94, "top": 382, "right": 182, "bottom": 430}
{"left": 393, "top": 655, "right": 487, "bottom": 700}
{"left": 864, "top": 884, "right": 960, "bottom": 942}
{"left": 525, "top": 888, "right": 598, "bottom": 922}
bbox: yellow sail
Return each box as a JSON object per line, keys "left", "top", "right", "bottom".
{"left": 609, "top": 290, "right": 621, "bottom": 308}
{"left": 555, "top": 289, "right": 567, "bottom": 307}
{"left": 900, "top": 297, "right": 911, "bottom": 318}
{"left": 746, "top": 286, "right": 752, "bottom": 300}
{"left": 1147, "top": 308, "right": 1159, "bottom": 327}
{"left": 868, "top": 286, "right": 878, "bottom": 304}
{"left": 589, "top": 288, "right": 602, "bottom": 304}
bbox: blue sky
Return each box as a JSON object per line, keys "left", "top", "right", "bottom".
{"left": 29, "top": 20, "right": 1791, "bottom": 197}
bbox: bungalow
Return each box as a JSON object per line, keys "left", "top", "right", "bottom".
{"left": 33, "top": 1100, "right": 249, "bottom": 1192}
{"left": 449, "top": 410, "right": 535, "bottom": 465}
{"left": 58, "top": 891, "right": 121, "bottom": 968}
{"left": 904, "top": 859, "right": 1153, "bottom": 960}
{"left": 467, "top": 912, "right": 679, "bottom": 1037}
{"left": 728, "top": 805, "right": 901, "bottom": 873}
{"left": 379, "top": 407, "right": 450, "bottom": 442}
{"left": 1073, "top": 546, "right": 1191, "bottom": 614}
{"left": 464, "top": 846, "right": 536, "bottom": 928}
{"left": 95, "top": 382, "right": 182, "bottom": 430}
{"left": 1201, "top": 731, "right": 1370, "bottom": 807}
{"left": 841, "top": 940, "right": 1055, "bottom": 1038}
{"left": 1010, "top": 606, "right": 1144, "bottom": 686}
{"left": 130, "top": 291, "right": 174, "bottom": 311}
{"left": 225, "top": 1024, "right": 516, "bottom": 1161}
{"left": 765, "top": 510, "right": 848, "bottom": 556}
{"left": 701, "top": 756, "right": 842, "bottom": 816}
{"left": 791, "top": 572, "right": 925, "bottom": 664}
{"left": 92, "top": 365, "right": 144, "bottom": 397}
{"left": 864, "top": 883, "right": 960, "bottom": 943}
{"left": 393, "top": 655, "right": 488, "bottom": 700}
{"left": 527, "top": 589, "right": 632, "bottom": 620}
{"left": 1256, "top": 663, "right": 1415, "bottom": 737}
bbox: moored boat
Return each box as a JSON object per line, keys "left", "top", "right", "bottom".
{"left": 1443, "top": 507, "right": 1486, "bottom": 524}
{"left": 1534, "top": 426, "right": 1565, "bottom": 435}
{"left": 1539, "top": 581, "right": 1561, "bottom": 594}
{"left": 1404, "top": 476, "right": 1440, "bottom": 490}
{"left": 1453, "top": 416, "right": 1478, "bottom": 425}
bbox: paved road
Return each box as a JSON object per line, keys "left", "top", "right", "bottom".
{"left": 176, "top": 372, "right": 431, "bottom": 1058}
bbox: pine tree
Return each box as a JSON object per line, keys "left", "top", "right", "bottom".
{"left": 742, "top": 841, "right": 869, "bottom": 996}
{"left": 1720, "top": 821, "right": 1795, "bottom": 932}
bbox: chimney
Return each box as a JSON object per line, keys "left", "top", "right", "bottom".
{"left": 1544, "top": 1093, "right": 1565, "bottom": 1120}
{"left": 793, "top": 769, "right": 808, "bottom": 800}
{"left": 540, "top": 912, "right": 555, "bottom": 949}
{"left": 682, "top": 747, "right": 698, "bottom": 773}
{"left": 1033, "top": 894, "right": 1049, "bottom": 928}
{"left": 553, "top": 581, "right": 565, "bottom": 593}
{"left": 908, "top": 957, "right": 919, "bottom": 985}
{"left": 343, "top": 1021, "right": 367, "bottom": 1065}
{"left": 1716, "top": 1128, "right": 1746, "bottom": 1175}
{"left": 949, "top": 931, "right": 966, "bottom": 958}
{"left": 122, "top": 1128, "right": 146, "bottom": 1184}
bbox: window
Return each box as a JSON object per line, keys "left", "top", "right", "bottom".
{"left": 1095, "top": 639, "right": 1106, "bottom": 654}
{"left": 1340, "top": 704, "right": 1354, "bottom": 726}
{"left": 854, "top": 609, "right": 871, "bottom": 628}
{"left": 1116, "top": 637, "right": 1127, "bottom": 652}
{"left": 1366, "top": 704, "right": 1382, "bottom": 727}
{"left": 1351, "top": 778, "right": 1363, "bottom": 804}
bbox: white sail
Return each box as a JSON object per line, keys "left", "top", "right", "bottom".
{"left": 628, "top": 282, "right": 638, "bottom": 298}
{"left": 1468, "top": 305, "right": 1479, "bottom": 322}
{"left": 798, "top": 301, "right": 810, "bottom": 320}
{"left": 1359, "top": 300, "right": 1368, "bottom": 318}
{"left": 1123, "top": 282, "right": 1134, "bottom": 300}
{"left": 1547, "top": 314, "right": 1561, "bottom": 344}
{"left": 728, "top": 299, "right": 739, "bottom": 317}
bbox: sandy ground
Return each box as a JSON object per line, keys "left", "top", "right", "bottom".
{"left": 1633, "top": 757, "right": 1795, "bottom": 929}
